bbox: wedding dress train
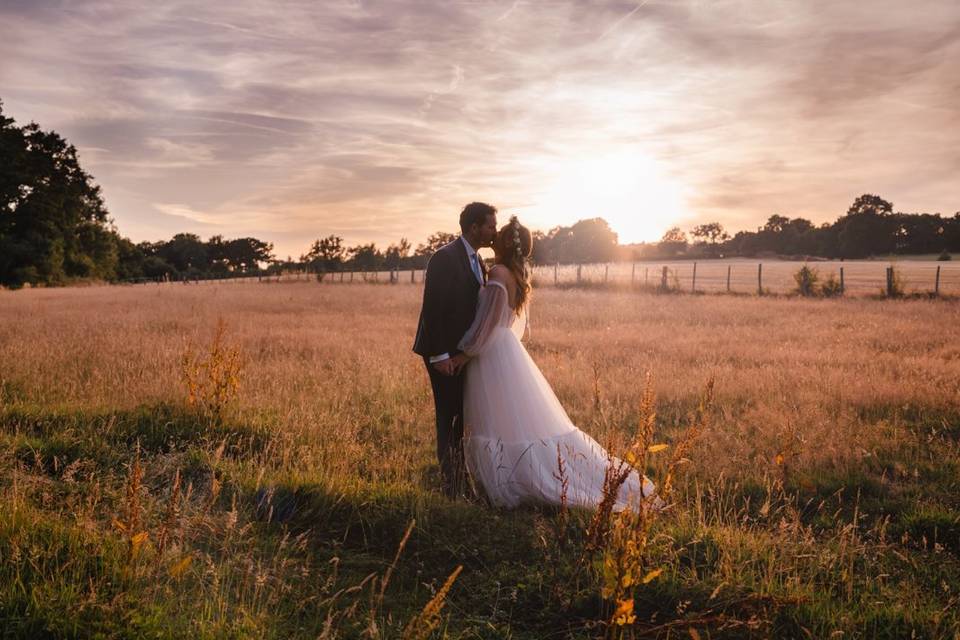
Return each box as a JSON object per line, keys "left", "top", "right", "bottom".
{"left": 458, "top": 280, "right": 656, "bottom": 510}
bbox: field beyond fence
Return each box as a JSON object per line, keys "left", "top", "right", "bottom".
{"left": 126, "top": 259, "right": 960, "bottom": 298}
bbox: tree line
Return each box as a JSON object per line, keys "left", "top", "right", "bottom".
{"left": 648, "top": 196, "right": 960, "bottom": 261}
{"left": 2, "top": 100, "right": 958, "bottom": 288}
{"left": 0, "top": 101, "right": 448, "bottom": 287}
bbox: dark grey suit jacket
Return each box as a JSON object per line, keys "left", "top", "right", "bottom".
{"left": 412, "top": 238, "right": 486, "bottom": 359}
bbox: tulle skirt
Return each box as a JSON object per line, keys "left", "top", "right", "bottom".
{"left": 462, "top": 327, "right": 655, "bottom": 510}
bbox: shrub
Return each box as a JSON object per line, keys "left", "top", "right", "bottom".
{"left": 820, "top": 272, "right": 843, "bottom": 297}
{"left": 793, "top": 265, "right": 820, "bottom": 297}
{"left": 937, "top": 250, "right": 952, "bottom": 261}
{"left": 180, "top": 319, "right": 244, "bottom": 423}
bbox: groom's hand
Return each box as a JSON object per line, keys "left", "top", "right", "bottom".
{"left": 432, "top": 359, "right": 456, "bottom": 376}
{"left": 450, "top": 353, "right": 470, "bottom": 374}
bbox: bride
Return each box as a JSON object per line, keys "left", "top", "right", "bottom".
{"left": 457, "top": 216, "right": 657, "bottom": 510}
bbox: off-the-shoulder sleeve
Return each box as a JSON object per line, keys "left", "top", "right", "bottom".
{"left": 458, "top": 281, "right": 509, "bottom": 357}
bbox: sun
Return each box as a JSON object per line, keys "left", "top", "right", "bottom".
{"left": 524, "top": 151, "right": 691, "bottom": 244}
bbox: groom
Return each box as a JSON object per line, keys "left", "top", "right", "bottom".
{"left": 413, "top": 202, "right": 498, "bottom": 497}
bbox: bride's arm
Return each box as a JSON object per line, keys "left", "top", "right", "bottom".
{"left": 457, "top": 280, "right": 509, "bottom": 357}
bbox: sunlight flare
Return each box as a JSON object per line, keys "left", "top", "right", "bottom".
{"left": 524, "top": 151, "right": 692, "bottom": 243}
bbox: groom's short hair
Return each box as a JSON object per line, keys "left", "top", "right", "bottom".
{"left": 459, "top": 202, "right": 497, "bottom": 233}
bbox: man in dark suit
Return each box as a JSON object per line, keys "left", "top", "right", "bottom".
{"left": 413, "top": 202, "right": 498, "bottom": 497}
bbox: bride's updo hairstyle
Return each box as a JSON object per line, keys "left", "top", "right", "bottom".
{"left": 494, "top": 216, "right": 533, "bottom": 314}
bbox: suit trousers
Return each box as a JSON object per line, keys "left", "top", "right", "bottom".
{"left": 424, "top": 357, "right": 466, "bottom": 496}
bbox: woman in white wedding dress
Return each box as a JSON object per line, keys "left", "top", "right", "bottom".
{"left": 457, "top": 216, "right": 657, "bottom": 511}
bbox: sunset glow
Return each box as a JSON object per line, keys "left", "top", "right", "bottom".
{"left": 526, "top": 150, "right": 692, "bottom": 243}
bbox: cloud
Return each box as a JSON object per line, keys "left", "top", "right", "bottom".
{"left": 1, "top": 0, "right": 958, "bottom": 255}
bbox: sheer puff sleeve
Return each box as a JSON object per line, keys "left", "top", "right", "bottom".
{"left": 458, "top": 281, "right": 509, "bottom": 357}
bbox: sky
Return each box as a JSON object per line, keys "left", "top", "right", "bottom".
{"left": 1, "top": 0, "right": 958, "bottom": 258}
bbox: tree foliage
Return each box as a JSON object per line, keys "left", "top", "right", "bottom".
{"left": 0, "top": 100, "right": 278, "bottom": 286}
{"left": 415, "top": 232, "right": 457, "bottom": 258}
{"left": 301, "top": 235, "right": 346, "bottom": 274}
{"left": 0, "top": 100, "right": 118, "bottom": 287}
{"left": 384, "top": 238, "right": 411, "bottom": 269}
{"left": 531, "top": 218, "right": 618, "bottom": 264}
{"left": 717, "top": 195, "right": 959, "bottom": 259}
{"left": 657, "top": 227, "right": 688, "bottom": 258}
{"left": 347, "top": 243, "right": 383, "bottom": 270}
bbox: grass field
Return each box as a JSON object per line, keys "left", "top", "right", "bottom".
{"left": 1, "top": 282, "right": 959, "bottom": 638}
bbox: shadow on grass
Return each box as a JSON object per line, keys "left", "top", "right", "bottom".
{"left": 4, "top": 402, "right": 959, "bottom": 638}
{"left": 2, "top": 403, "right": 273, "bottom": 475}
{"left": 240, "top": 478, "right": 614, "bottom": 634}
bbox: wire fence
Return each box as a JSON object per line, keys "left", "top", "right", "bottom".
{"left": 117, "top": 260, "right": 960, "bottom": 298}
{"left": 529, "top": 260, "right": 960, "bottom": 297}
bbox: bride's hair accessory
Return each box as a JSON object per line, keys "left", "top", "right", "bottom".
{"left": 509, "top": 215, "right": 523, "bottom": 259}
{"left": 497, "top": 215, "right": 532, "bottom": 314}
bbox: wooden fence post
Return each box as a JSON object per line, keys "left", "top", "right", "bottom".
{"left": 577, "top": 264, "right": 582, "bottom": 284}
{"left": 726, "top": 265, "right": 731, "bottom": 292}
{"left": 757, "top": 263, "right": 763, "bottom": 296}
{"left": 604, "top": 264, "right": 609, "bottom": 284}
{"left": 645, "top": 267, "right": 649, "bottom": 287}
{"left": 935, "top": 265, "right": 941, "bottom": 296}
{"left": 554, "top": 263, "right": 558, "bottom": 286}
{"left": 661, "top": 266, "right": 668, "bottom": 290}
{"left": 886, "top": 266, "right": 893, "bottom": 297}
{"left": 631, "top": 263, "right": 636, "bottom": 287}
{"left": 839, "top": 267, "right": 844, "bottom": 295}
{"left": 692, "top": 262, "right": 697, "bottom": 293}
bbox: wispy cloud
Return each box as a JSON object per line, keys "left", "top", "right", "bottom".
{"left": 1, "top": 0, "right": 957, "bottom": 254}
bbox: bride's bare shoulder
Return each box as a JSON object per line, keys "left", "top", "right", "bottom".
{"left": 488, "top": 265, "right": 518, "bottom": 308}
{"left": 487, "top": 264, "right": 517, "bottom": 291}
{"left": 488, "top": 263, "right": 515, "bottom": 284}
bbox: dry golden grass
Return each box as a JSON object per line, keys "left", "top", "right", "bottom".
{"left": 3, "top": 281, "right": 958, "bottom": 482}
{"left": 1, "top": 281, "right": 959, "bottom": 638}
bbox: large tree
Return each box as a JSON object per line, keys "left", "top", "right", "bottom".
{"left": 411, "top": 231, "right": 457, "bottom": 268}
{"left": 156, "top": 233, "right": 209, "bottom": 274}
{"left": 384, "top": 237, "right": 411, "bottom": 269}
{"left": 415, "top": 231, "right": 457, "bottom": 257}
{"left": 301, "top": 235, "right": 345, "bottom": 275}
{"left": 658, "top": 226, "right": 688, "bottom": 258}
{"left": 691, "top": 222, "right": 729, "bottom": 245}
{"left": 223, "top": 237, "right": 273, "bottom": 272}
{"left": 347, "top": 243, "right": 383, "bottom": 270}
{"left": 0, "top": 100, "right": 119, "bottom": 287}
{"left": 531, "top": 218, "right": 618, "bottom": 264}
{"left": 690, "top": 222, "right": 730, "bottom": 257}
{"left": 206, "top": 235, "right": 230, "bottom": 274}
{"left": 835, "top": 194, "right": 897, "bottom": 258}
